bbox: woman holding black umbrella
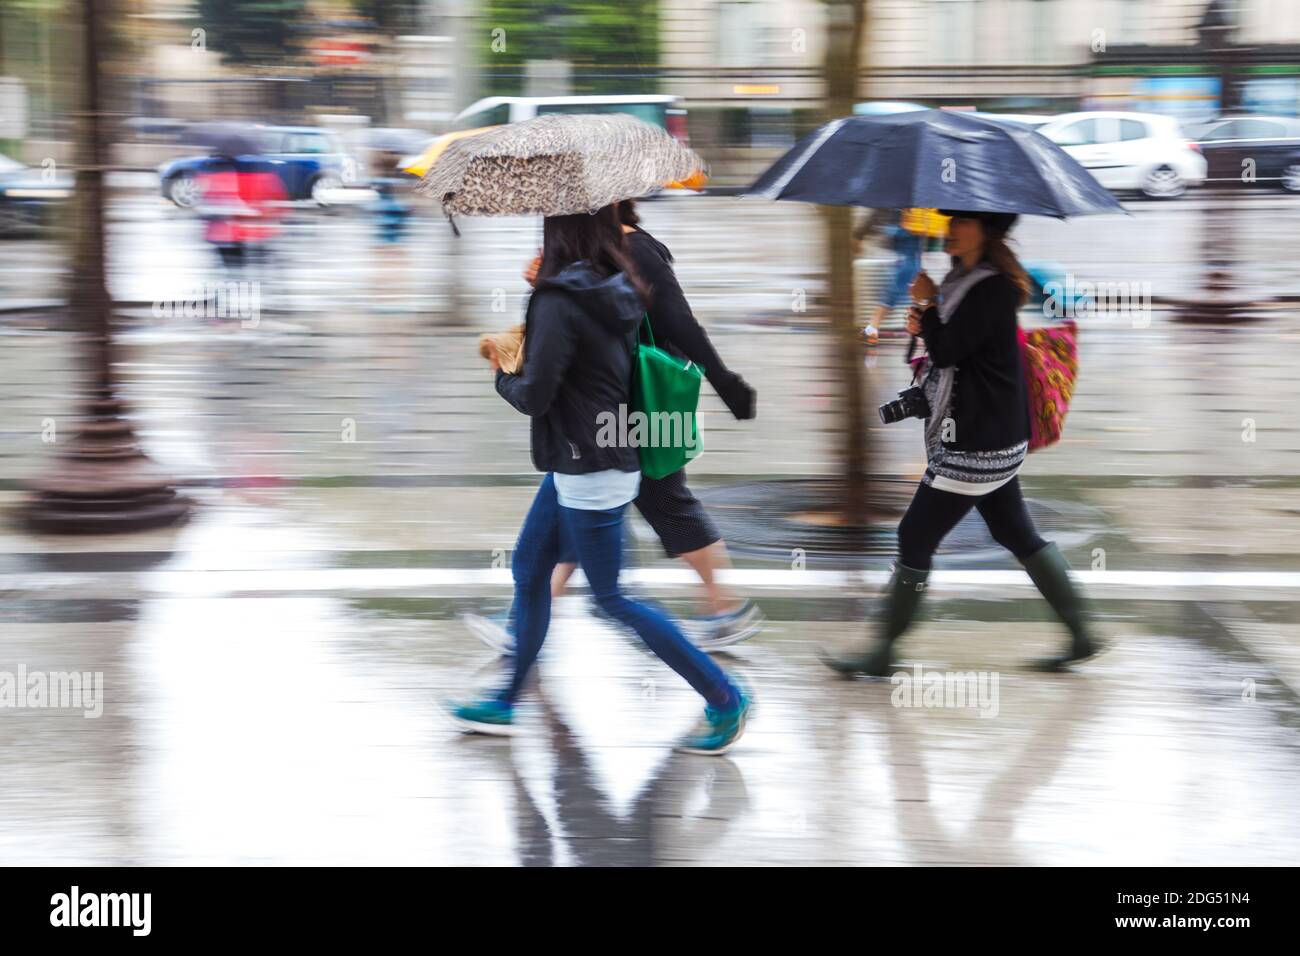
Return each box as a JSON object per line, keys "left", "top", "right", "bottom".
{"left": 747, "top": 109, "right": 1122, "bottom": 674}
{"left": 822, "top": 210, "right": 1100, "bottom": 675}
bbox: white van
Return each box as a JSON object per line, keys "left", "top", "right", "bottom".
{"left": 451, "top": 94, "right": 689, "bottom": 142}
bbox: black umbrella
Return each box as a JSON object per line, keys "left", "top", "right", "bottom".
{"left": 183, "top": 122, "right": 267, "bottom": 160}
{"left": 747, "top": 109, "right": 1125, "bottom": 218}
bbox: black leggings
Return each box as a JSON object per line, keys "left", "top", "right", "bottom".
{"left": 897, "top": 476, "right": 1047, "bottom": 571}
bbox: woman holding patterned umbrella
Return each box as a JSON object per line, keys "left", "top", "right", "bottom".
{"left": 462, "top": 197, "right": 764, "bottom": 655}
{"left": 433, "top": 115, "right": 751, "bottom": 753}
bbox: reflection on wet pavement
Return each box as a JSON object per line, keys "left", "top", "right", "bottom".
{"left": 3, "top": 594, "right": 1299, "bottom": 865}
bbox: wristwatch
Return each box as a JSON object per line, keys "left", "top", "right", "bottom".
{"left": 915, "top": 297, "right": 935, "bottom": 311}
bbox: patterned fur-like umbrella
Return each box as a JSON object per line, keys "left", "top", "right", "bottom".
{"left": 413, "top": 113, "right": 706, "bottom": 218}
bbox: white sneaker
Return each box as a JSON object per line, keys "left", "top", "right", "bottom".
{"left": 459, "top": 611, "right": 515, "bottom": 655}
{"left": 687, "top": 601, "right": 766, "bottom": 652}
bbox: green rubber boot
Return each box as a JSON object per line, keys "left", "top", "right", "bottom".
{"left": 1022, "top": 542, "right": 1102, "bottom": 671}
{"left": 820, "top": 562, "right": 930, "bottom": 678}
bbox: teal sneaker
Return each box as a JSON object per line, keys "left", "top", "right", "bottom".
{"left": 674, "top": 687, "right": 752, "bottom": 755}
{"left": 445, "top": 697, "right": 517, "bottom": 736}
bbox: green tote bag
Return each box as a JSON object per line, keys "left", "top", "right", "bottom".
{"left": 631, "top": 314, "right": 703, "bottom": 480}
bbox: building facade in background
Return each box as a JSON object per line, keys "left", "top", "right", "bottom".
{"left": 4, "top": 0, "right": 1300, "bottom": 172}
{"left": 659, "top": 0, "right": 1300, "bottom": 116}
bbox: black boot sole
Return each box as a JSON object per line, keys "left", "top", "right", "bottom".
{"left": 1029, "top": 641, "right": 1107, "bottom": 673}
{"left": 817, "top": 648, "right": 895, "bottom": 679}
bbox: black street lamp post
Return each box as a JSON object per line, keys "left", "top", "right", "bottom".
{"left": 21, "top": 0, "right": 191, "bottom": 533}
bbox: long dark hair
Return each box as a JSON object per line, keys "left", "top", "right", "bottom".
{"left": 983, "top": 235, "right": 1031, "bottom": 308}
{"left": 617, "top": 198, "right": 641, "bottom": 228}
{"left": 942, "top": 210, "right": 1031, "bottom": 307}
{"left": 537, "top": 204, "right": 649, "bottom": 304}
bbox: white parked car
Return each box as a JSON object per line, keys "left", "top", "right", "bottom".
{"left": 970, "top": 112, "right": 1054, "bottom": 130}
{"left": 1035, "top": 111, "right": 1207, "bottom": 199}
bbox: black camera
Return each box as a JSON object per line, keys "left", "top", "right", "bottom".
{"left": 878, "top": 386, "right": 931, "bottom": 425}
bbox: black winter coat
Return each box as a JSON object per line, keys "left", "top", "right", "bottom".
{"left": 626, "top": 229, "right": 756, "bottom": 421}
{"left": 495, "top": 263, "right": 642, "bottom": 476}
{"left": 918, "top": 271, "right": 1031, "bottom": 453}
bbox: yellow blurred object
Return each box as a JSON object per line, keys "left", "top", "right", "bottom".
{"left": 900, "top": 208, "right": 951, "bottom": 238}
{"left": 403, "top": 126, "right": 500, "bottom": 177}
{"left": 665, "top": 169, "right": 708, "bottom": 191}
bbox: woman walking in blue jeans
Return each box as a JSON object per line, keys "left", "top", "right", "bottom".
{"left": 446, "top": 204, "right": 751, "bottom": 754}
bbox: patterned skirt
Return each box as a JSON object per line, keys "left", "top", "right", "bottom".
{"left": 923, "top": 440, "right": 1028, "bottom": 496}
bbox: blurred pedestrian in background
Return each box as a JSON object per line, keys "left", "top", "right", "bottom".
{"left": 197, "top": 153, "right": 286, "bottom": 274}
{"left": 855, "top": 207, "right": 949, "bottom": 344}
{"left": 367, "top": 149, "right": 414, "bottom": 311}
{"left": 369, "top": 149, "right": 412, "bottom": 246}
{"left": 463, "top": 198, "right": 764, "bottom": 654}
{"left": 447, "top": 203, "right": 751, "bottom": 755}
{"left": 824, "top": 211, "right": 1101, "bottom": 676}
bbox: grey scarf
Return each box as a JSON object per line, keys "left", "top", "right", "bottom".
{"left": 921, "top": 262, "right": 998, "bottom": 451}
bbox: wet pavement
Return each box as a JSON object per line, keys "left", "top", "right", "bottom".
{"left": 4, "top": 594, "right": 1299, "bottom": 865}
{"left": 2, "top": 190, "right": 1299, "bottom": 865}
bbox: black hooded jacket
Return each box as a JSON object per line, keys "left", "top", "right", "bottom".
{"left": 495, "top": 262, "right": 642, "bottom": 476}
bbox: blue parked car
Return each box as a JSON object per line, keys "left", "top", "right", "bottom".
{"left": 0, "top": 152, "right": 74, "bottom": 236}
{"left": 159, "top": 126, "right": 359, "bottom": 208}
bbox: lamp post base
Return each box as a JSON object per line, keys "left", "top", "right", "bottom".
{"left": 21, "top": 393, "right": 192, "bottom": 534}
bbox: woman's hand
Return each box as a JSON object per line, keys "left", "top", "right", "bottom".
{"left": 904, "top": 306, "right": 923, "bottom": 337}
{"left": 910, "top": 269, "right": 937, "bottom": 304}
{"left": 523, "top": 251, "right": 541, "bottom": 287}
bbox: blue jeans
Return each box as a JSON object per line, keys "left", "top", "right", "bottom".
{"left": 883, "top": 228, "right": 923, "bottom": 310}
{"left": 500, "top": 474, "right": 738, "bottom": 709}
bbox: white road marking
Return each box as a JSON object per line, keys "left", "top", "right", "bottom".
{"left": 3, "top": 567, "right": 1300, "bottom": 599}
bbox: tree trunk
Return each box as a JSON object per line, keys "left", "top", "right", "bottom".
{"left": 822, "top": 0, "right": 870, "bottom": 526}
